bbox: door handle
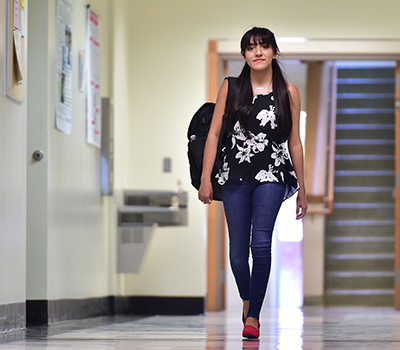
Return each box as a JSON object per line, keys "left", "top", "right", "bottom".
{"left": 32, "top": 150, "right": 44, "bottom": 161}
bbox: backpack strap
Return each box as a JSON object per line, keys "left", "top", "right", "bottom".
{"left": 219, "top": 77, "right": 236, "bottom": 146}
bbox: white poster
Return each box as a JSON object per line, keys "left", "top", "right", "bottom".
{"left": 55, "top": 0, "right": 73, "bottom": 134}
{"left": 86, "top": 7, "right": 101, "bottom": 148}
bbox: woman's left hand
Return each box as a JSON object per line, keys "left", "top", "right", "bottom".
{"left": 296, "top": 190, "right": 308, "bottom": 220}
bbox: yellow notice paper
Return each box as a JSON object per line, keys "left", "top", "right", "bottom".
{"left": 21, "top": 0, "right": 25, "bottom": 8}
{"left": 13, "top": 30, "right": 23, "bottom": 84}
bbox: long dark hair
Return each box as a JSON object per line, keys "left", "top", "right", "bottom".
{"left": 226, "top": 27, "right": 292, "bottom": 142}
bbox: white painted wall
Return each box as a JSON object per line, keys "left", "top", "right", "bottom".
{"left": 112, "top": 0, "right": 400, "bottom": 299}
{"left": 0, "top": 0, "right": 27, "bottom": 306}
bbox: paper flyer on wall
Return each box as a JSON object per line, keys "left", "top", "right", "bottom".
{"left": 86, "top": 7, "right": 101, "bottom": 148}
{"left": 13, "top": 30, "right": 23, "bottom": 84}
{"left": 55, "top": 0, "right": 73, "bottom": 135}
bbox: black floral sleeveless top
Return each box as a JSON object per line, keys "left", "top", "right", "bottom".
{"left": 216, "top": 84, "right": 299, "bottom": 201}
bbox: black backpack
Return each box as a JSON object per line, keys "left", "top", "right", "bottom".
{"left": 187, "top": 77, "right": 235, "bottom": 201}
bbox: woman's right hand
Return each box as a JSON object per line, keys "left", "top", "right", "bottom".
{"left": 198, "top": 180, "right": 213, "bottom": 205}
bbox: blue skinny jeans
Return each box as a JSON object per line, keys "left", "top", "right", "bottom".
{"left": 222, "top": 180, "right": 286, "bottom": 320}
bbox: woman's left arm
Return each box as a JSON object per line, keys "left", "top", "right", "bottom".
{"left": 287, "top": 83, "right": 308, "bottom": 219}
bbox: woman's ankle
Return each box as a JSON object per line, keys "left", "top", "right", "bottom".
{"left": 245, "top": 316, "right": 259, "bottom": 328}
{"left": 242, "top": 300, "right": 250, "bottom": 318}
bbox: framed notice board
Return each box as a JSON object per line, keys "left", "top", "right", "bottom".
{"left": 6, "top": 0, "right": 26, "bottom": 102}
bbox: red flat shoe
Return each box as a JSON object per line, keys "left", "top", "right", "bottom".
{"left": 242, "top": 321, "right": 260, "bottom": 339}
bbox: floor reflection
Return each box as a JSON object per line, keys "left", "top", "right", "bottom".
{"left": 277, "top": 308, "right": 304, "bottom": 350}
{"left": 2, "top": 307, "right": 400, "bottom": 349}
{"left": 242, "top": 339, "right": 260, "bottom": 349}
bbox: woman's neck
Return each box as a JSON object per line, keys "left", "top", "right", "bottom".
{"left": 250, "top": 70, "right": 273, "bottom": 87}
{"left": 250, "top": 70, "right": 273, "bottom": 93}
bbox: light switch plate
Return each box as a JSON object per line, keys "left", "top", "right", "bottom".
{"left": 163, "top": 157, "right": 172, "bottom": 172}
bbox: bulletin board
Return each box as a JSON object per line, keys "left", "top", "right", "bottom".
{"left": 6, "top": 0, "right": 26, "bottom": 102}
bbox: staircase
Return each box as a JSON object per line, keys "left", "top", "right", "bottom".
{"left": 324, "top": 62, "right": 396, "bottom": 306}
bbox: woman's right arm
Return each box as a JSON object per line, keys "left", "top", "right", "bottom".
{"left": 198, "top": 79, "right": 229, "bottom": 204}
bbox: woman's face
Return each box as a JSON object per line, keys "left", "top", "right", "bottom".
{"left": 244, "top": 36, "right": 277, "bottom": 72}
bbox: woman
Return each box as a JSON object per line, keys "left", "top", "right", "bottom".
{"left": 198, "top": 27, "right": 308, "bottom": 339}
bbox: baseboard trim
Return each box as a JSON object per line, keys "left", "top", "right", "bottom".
{"left": 0, "top": 302, "right": 25, "bottom": 333}
{"left": 303, "top": 296, "right": 324, "bottom": 306}
{"left": 27, "top": 297, "right": 114, "bottom": 326}
{"left": 26, "top": 296, "right": 204, "bottom": 325}
{"left": 115, "top": 296, "right": 205, "bottom": 316}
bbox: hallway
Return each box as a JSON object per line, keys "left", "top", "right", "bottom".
{"left": 1, "top": 306, "right": 400, "bottom": 349}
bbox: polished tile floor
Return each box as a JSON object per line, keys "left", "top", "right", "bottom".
{"left": 2, "top": 306, "right": 400, "bottom": 349}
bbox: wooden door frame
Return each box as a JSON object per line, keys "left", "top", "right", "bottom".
{"left": 206, "top": 41, "right": 227, "bottom": 312}
{"left": 207, "top": 38, "right": 400, "bottom": 311}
